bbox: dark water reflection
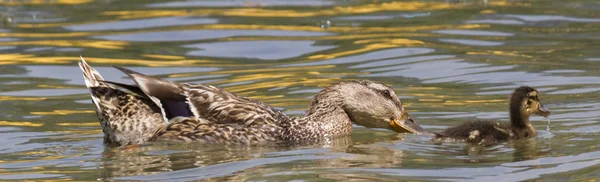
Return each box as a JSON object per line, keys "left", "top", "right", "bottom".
{"left": 1, "top": 0, "right": 600, "bottom": 181}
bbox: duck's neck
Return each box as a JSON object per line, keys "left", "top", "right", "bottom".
{"left": 308, "top": 95, "right": 353, "bottom": 134}
{"left": 281, "top": 92, "right": 353, "bottom": 141}
{"left": 508, "top": 100, "right": 536, "bottom": 138}
{"left": 509, "top": 101, "right": 529, "bottom": 128}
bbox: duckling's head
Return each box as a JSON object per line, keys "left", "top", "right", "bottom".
{"left": 310, "top": 80, "right": 425, "bottom": 134}
{"left": 509, "top": 86, "right": 551, "bottom": 126}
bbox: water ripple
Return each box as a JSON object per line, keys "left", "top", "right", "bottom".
{"left": 95, "top": 29, "right": 334, "bottom": 42}
{"left": 64, "top": 16, "right": 218, "bottom": 31}
{"left": 1, "top": 0, "right": 600, "bottom": 181}
{"left": 183, "top": 40, "right": 335, "bottom": 60}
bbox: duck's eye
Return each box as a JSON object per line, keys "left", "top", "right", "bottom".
{"left": 382, "top": 90, "right": 391, "bottom": 98}
{"left": 526, "top": 100, "right": 532, "bottom": 106}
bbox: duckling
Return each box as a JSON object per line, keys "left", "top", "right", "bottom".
{"left": 78, "top": 57, "right": 425, "bottom": 146}
{"left": 434, "top": 86, "right": 551, "bottom": 145}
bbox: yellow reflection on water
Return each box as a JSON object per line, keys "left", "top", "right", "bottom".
{"left": 465, "top": 99, "right": 505, "bottom": 103}
{"left": 141, "top": 54, "right": 186, "bottom": 60}
{"left": 0, "top": 40, "right": 128, "bottom": 49}
{"left": 354, "top": 38, "right": 425, "bottom": 45}
{"left": 16, "top": 23, "right": 72, "bottom": 28}
{"left": 220, "top": 73, "right": 298, "bottom": 83}
{"left": 0, "top": 96, "right": 46, "bottom": 101}
{"left": 97, "top": 0, "right": 528, "bottom": 20}
{"left": 53, "top": 129, "right": 102, "bottom": 135}
{"left": 56, "top": 122, "right": 98, "bottom": 127}
{"left": 442, "top": 101, "right": 466, "bottom": 106}
{"left": 15, "top": 22, "right": 486, "bottom": 40}
{"left": 412, "top": 93, "right": 449, "bottom": 99}
{"left": 196, "top": 24, "right": 488, "bottom": 34}
{"left": 418, "top": 99, "right": 443, "bottom": 102}
{"left": 480, "top": 10, "right": 496, "bottom": 14}
{"left": 487, "top": 1, "right": 531, "bottom": 7}
{"left": 442, "top": 99, "right": 506, "bottom": 106}
{"left": 0, "top": 32, "right": 95, "bottom": 38}
{"left": 0, "top": 0, "right": 92, "bottom": 5}
{"left": 103, "top": 1, "right": 454, "bottom": 19}
{"left": 0, "top": 121, "right": 43, "bottom": 127}
{"left": 0, "top": 55, "right": 221, "bottom": 66}
{"left": 31, "top": 110, "right": 94, "bottom": 115}
{"left": 307, "top": 38, "right": 426, "bottom": 60}
{"left": 168, "top": 65, "right": 335, "bottom": 78}
{"left": 224, "top": 77, "right": 344, "bottom": 94}
{"left": 404, "top": 86, "right": 442, "bottom": 90}
{"left": 37, "top": 85, "right": 79, "bottom": 89}
{"left": 467, "top": 51, "right": 533, "bottom": 58}
{"left": 309, "top": 42, "right": 420, "bottom": 60}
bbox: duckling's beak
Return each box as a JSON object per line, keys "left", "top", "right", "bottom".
{"left": 536, "top": 104, "right": 551, "bottom": 117}
{"left": 390, "top": 112, "right": 425, "bottom": 134}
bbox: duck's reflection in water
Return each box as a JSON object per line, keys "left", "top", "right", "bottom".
{"left": 463, "top": 137, "right": 545, "bottom": 161}
{"left": 511, "top": 138, "right": 547, "bottom": 162}
{"left": 98, "top": 134, "right": 409, "bottom": 181}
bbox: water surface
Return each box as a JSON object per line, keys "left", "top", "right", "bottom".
{"left": 1, "top": 0, "right": 600, "bottom": 181}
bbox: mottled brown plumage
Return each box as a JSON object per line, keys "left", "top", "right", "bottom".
{"left": 434, "top": 86, "right": 551, "bottom": 145}
{"left": 78, "top": 57, "right": 425, "bottom": 146}
{"left": 78, "top": 59, "right": 165, "bottom": 146}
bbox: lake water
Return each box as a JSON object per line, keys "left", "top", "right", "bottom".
{"left": 1, "top": 0, "right": 600, "bottom": 181}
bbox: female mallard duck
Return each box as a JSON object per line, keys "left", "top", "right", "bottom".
{"left": 78, "top": 57, "right": 425, "bottom": 146}
{"left": 434, "top": 86, "right": 551, "bottom": 145}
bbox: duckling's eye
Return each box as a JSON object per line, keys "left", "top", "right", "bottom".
{"left": 526, "top": 100, "right": 532, "bottom": 106}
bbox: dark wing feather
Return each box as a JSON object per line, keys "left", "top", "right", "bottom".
{"left": 112, "top": 66, "right": 193, "bottom": 120}
{"left": 100, "top": 80, "right": 146, "bottom": 97}
{"left": 112, "top": 66, "right": 186, "bottom": 101}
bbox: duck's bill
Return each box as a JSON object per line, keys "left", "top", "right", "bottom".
{"left": 390, "top": 113, "right": 425, "bottom": 134}
{"left": 536, "top": 104, "right": 551, "bottom": 117}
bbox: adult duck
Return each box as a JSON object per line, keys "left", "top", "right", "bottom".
{"left": 78, "top": 57, "right": 425, "bottom": 146}
{"left": 434, "top": 86, "right": 551, "bottom": 145}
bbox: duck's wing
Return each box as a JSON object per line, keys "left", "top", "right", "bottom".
{"left": 150, "top": 117, "right": 282, "bottom": 144}
{"left": 99, "top": 80, "right": 146, "bottom": 97}
{"left": 182, "top": 83, "right": 288, "bottom": 126}
{"left": 112, "top": 66, "right": 194, "bottom": 121}
{"left": 111, "top": 65, "right": 288, "bottom": 127}
{"left": 78, "top": 57, "right": 166, "bottom": 146}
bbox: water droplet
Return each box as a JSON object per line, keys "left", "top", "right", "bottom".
{"left": 545, "top": 117, "right": 554, "bottom": 139}
{"left": 546, "top": 117, "right": 551, "bottom": 132}
{"left": 319, "top": 20, "right": 331, "bottom": 30}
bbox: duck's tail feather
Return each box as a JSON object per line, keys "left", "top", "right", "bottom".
{"left": 78, "top": 56, "right": 107, "bottom": 88}
{"left": 78, "top": 57, "right": 169, "bottom": 145}
{"left": 78, "top": 56, "right": 110, "bottom": 117}
{"left": 112, "top": 66, "right": 194, "bottom": 121}
{"left": 100, "top": 80, "right": 146, "bottom": 97}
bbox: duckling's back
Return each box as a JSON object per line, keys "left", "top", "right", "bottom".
{"left": 435, "top": 120, "right": 512, "bottom": 145}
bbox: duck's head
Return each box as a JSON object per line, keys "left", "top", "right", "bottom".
{"left": 310, "top": 80, "right": 425, "bottom": 134}
{"left": 509, "top": 86, "right": 551, "bottom": 126}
